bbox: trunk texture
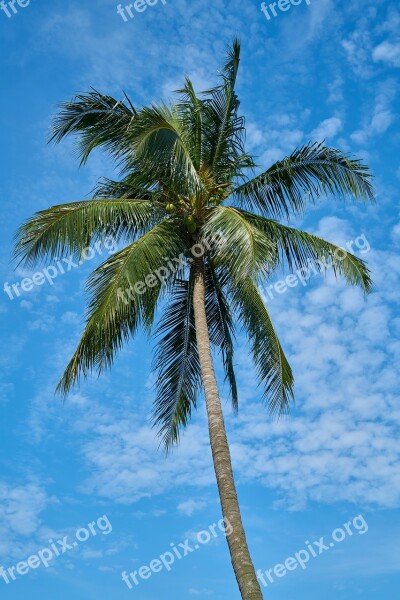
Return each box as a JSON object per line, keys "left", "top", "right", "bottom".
{"left": 192, "top": 258, "right": 263, "bottom": 600}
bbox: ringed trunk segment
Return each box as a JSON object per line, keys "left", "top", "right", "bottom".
{"left": 192, "top": 257, "right": 264, "bottom": 600}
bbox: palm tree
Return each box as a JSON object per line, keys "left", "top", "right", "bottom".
{"left": 15, "top": 40, "right": 374, "bottom": 600}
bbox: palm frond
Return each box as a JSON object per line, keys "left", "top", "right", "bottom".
{"left": 56, "top": 219, "right": 187, "bottom": 396}
{"left": 201, "top": 206, "right": 276, "bottom": 282}
{"left": 152, "top": 277, "right": 201, "bottom": 449}
{"left": 231, "top": 277, "right": 294, "bottom": 416}
{"left": 93, "top": 171, "right": 161, "bottom": 199}
{"left": 126, "top": 103, "right": 202, "bottom": 193}
{"left": 49, "top": 89, "right": 136, "bottom": 165}
{"left": 233, "top": 142, "right": 375, "bottom": 219}
{"left": 14, "top": 198, "right": 158, "bottom": 266}
{"left": 240, "top": 210, "right": 373, "bottom": 293}
{"left": 201, "top": 40, "right": 246, "bottom": 181}
{"left": 175, "top": 77, "right": 205, "bottom": 171}
{"left": 205, "top": 262, "right": 238, "bottom": 411}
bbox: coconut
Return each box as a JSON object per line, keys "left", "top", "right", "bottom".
{"left": 185, "top": 215, "right": 197, "bottom": 233}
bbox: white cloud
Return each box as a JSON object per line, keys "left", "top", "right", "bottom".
{"left": 373, "top": 41, "right": 400, "bottom": 68}
{"left": 351, "top": 79, "right": 397, "bottom": 145}
{"left": 0, "top": 382, "right": 14, "bottom": 406}
{"left": 342, "top": 31, "right": 375, "bottom": 79}
{"left": 0, "top": 481, "right": 52, "bottom": 560}
{"left": 0, "top": 481, "right": 48, "bottom": 536}
{"left": 20, "top": 300, "right": 33, "bottom": 310}
{"left": 79, "top": 419, "right": 215, "bottom": 504}
{"left": 310, "top": 117, "right": 343, "bottom": 141}
{"left": 177, "top": 499, "right": 207, "bottom": 516}
{"left": 305, "top": 0, "right": 333, "bottom": 41}
{"left": 312, "top": 216, "right": 353, "bottom": 246}
{"left": 246, "top": 123, "right": 264, "bottom": 150}
{"left": 391, "top": 223, "right": 400, "bottom": 245}
{"left": 61, "top": 311, "right": 81, "bottom": 325}
{"left": 327, "top": 76, "right": 344, "bottom": 104}
{"left": 342, "top": 6, "right": 400, "bottom": 78}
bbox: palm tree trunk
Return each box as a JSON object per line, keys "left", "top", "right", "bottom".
{"left": 192, "top": 257, "right": 264, "bottom": 600}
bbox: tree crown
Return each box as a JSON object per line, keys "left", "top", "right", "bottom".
{"left": 15, "top": 39, "right": 374, "bottom": 449}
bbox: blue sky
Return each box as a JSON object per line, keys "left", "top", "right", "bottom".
{"left": 1, "top": 0, "right": 400, "bottom": 598}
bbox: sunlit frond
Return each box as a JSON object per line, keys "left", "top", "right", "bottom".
{"left": 239, "top": 210, "right": 373, "bottom": 293}
{"left": 15, "top": 199, "right": 158, "bottom": 266}
{"left": 126, "top": 103, "right": 203, "bottom": 193}
{"left": 57, "top": 219, "right": 187, "bottom": 396}
{"left": 233, "top": 142, "right": 375, "bottom": 219}
{"left": 201, "top": 206, "right": 276, "bottom": 282}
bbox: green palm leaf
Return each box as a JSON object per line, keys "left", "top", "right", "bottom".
{"left": 57, "top": 219, "right": 187, "bottom": 395}
{"left": 175, "top": 77, "right": 205, "bottom": 171}
{"left": 233, "top": 142, "right": 374, "bottom": 219}
{"left": 204, "top": 262, "right": 238, "bottom": 411}
{"left": 239, "top": 210, "right": 373, "bottom": 293}
{"left": 201, "top": 206, "right": 277, "bottom": 282}
{"left": 152, "top": 277, "right": 201, "bottom": 449}
{"left": 127, "top": 103, "right": 202, "bottom": 193}
{"left": 15, "top": 198, "right": 159, "bottom": 266}
{"left": 203, "top": 39, "right": 243, "bottom": 174}
{"left": 92, "top": 171, "right": 162, "bottom": 200}
{"left": 49, "top": 89, "right": 136, "bottom": 165}
{"left": 231, "top": 278, "right": 294, "bottom": 416}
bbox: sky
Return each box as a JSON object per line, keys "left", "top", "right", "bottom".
{"left": 0, "top": 0, "right": 400, "bottom": 598}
